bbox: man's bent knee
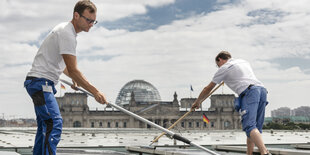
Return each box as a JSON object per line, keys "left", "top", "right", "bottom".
{"left": 245, "top": 125, "right": 256, "bottom": 138}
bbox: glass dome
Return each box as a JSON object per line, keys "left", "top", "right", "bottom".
{"left": 115, "top": 80, "right": 161, "bottom": 105}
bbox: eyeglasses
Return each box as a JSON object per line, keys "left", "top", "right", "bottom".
{"left": 79, "top": 14, "right": 98, "bottom": 25}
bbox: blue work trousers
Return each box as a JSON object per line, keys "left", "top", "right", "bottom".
{"left": 239, "top": 85, "right": 268, "bottom": 138}
{"left": 24, "top": 77, "right": 62, "bottom": 155}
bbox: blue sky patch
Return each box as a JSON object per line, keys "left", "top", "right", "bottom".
{"left": 271, "top": 56, "right": 310, "bottom": 74}
{"left": 101, "top": 0, "right": 238, "bottom": 31}
{"left": 239, "top": 9, "right": 287, "bottom": 27}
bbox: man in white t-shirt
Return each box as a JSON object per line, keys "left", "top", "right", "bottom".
{"left": 24, "top": 1, "right": 107, "bottom": 155}
{"left": 192, "top": 51, "right": 270, "bottom": 155}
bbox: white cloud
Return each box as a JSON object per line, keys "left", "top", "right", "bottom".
{"left": 74, "top": 0, "right": 310, "bottom": 116}
{"left": 0, "top": 42, "right": 37, "bottom": 66}
{"left": 0, "top": 0, "right": 310, "bottom": 118}
{"left": 0, "top": 0, "right": 175, "bottom": 42}
{"left": 0, "top": 0, "right": 176, "bottom": 118}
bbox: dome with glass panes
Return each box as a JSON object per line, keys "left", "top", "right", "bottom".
{"left": 115, "top": 80, "right": 161, "bottom": 106}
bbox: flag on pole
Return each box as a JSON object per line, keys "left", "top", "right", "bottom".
{"left": 190, "top": 85, "right": 194, "bottom": 91}
{"left": 61, "top": 83, "right": 66, "bottom": 90}
{"left": 202, "top": 113, "right": 209, "bottom": 124}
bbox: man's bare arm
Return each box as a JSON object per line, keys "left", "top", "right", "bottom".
{"left": 191, "top": 82, "right": 216, "bottom": 109}
{"left": 62, "top": 54, "right": 107, "bottom": 104}
{"left": 63, "top": 67, "right": 70, "bottom": 77}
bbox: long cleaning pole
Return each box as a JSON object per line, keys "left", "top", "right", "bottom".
{"left": 60, "top": 79, "right": 220, "bottom": 155}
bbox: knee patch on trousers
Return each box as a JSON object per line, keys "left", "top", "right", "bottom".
{"left": 43, "top": 118, "right": 63, "bottom": 155}
{"left": 44, "top": 118, "right": 53, "bottom": 155}
{"left": 49, "top": 118, "right": 62, "bottom": 153}
{"left": 31, "top": 90, "right": 46, "bottom": 106}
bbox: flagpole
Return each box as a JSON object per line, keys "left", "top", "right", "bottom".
{"left": 190, "top": 85, "right": 193, "bottom": 98}
{"left": 60, "top": 83, "right": 61, "bottom": 97}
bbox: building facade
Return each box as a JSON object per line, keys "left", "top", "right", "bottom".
{"left": 56, "top": 80, "right": 241, "bottom": 130}
{"left": 0, "top": 119, "right": 4, "bottom": 127}
{"left": 271, "top": 107, "right": 291, "bottom": 117}
{"left": 271, "top": 106, "right": 310, "bottom": 118}
{"left": 267, "top": 106, "right": 310, "bottom": 125}
{"left": 292, "top": 106, "right": 310, "bottom": 117}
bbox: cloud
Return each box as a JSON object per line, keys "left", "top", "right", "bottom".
{"left": 0, "top": 42, "right": 37, "bottom": 62}
{"left": 0, "top": 0, "right": 310, "bottom": 118}
{"left": 75, "top": 0, "right": 310, "bottom": 115}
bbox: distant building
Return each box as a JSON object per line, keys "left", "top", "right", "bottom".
{"left": 291, "top": 106, "right": 310, "bottom": 117}
{"left": 1, "top": 119, "right": 36, "bottom": 127}
{"left": 271, "top": 107, "right": 291, "bottom": 117}
{"left": 265, "top": 116, "right": 310, "bottom": 125}
{"left": 267, "top": 106, "right": 310, "bottom": 125}
{"left": 57, "top": 80, "right": 241, "bottom": 130}
{"left": 271, "top": 106, "right": 310, "bottom": 118}
{"left": 180, "top": 98, "right": 196, "bottom": 109}
{"left": 289, "top": 116, "right": 310, "bottom": 124}
{"left": 0, "top": 119, "right": 4, "bottom": 127}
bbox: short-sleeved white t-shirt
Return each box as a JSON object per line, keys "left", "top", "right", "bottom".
{"left": 212, "top": 58, "right": 263, "bottom": 95}
{"left": 27, "top": 22, "right": 77, "bottom": 84}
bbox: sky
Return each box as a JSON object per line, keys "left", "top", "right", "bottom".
{"left": 0, "top": 0, "right": 309, "bottom": 119}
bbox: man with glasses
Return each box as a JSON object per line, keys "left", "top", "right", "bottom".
{"left": 191, "top": 51, "right": 270, "bottom": 155}
{"left": 24, "top": 1, "right": 106, "bottom": 155}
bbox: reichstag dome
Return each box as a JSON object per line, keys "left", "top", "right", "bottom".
{"left": 115, "top": 80, "right": 161, "bottom": 106}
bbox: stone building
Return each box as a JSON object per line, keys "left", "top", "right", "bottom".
{"left": 271, "top": 107, "right": 291, "bottom": 117}
{"left": 0, "top": 119, "right": 5, "bottom": 127}
{"left": 291, "top": 106, "right": 310, "bottom": 117}
{"left": 56, "top": 80, "right": 241, "bottom": 130}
